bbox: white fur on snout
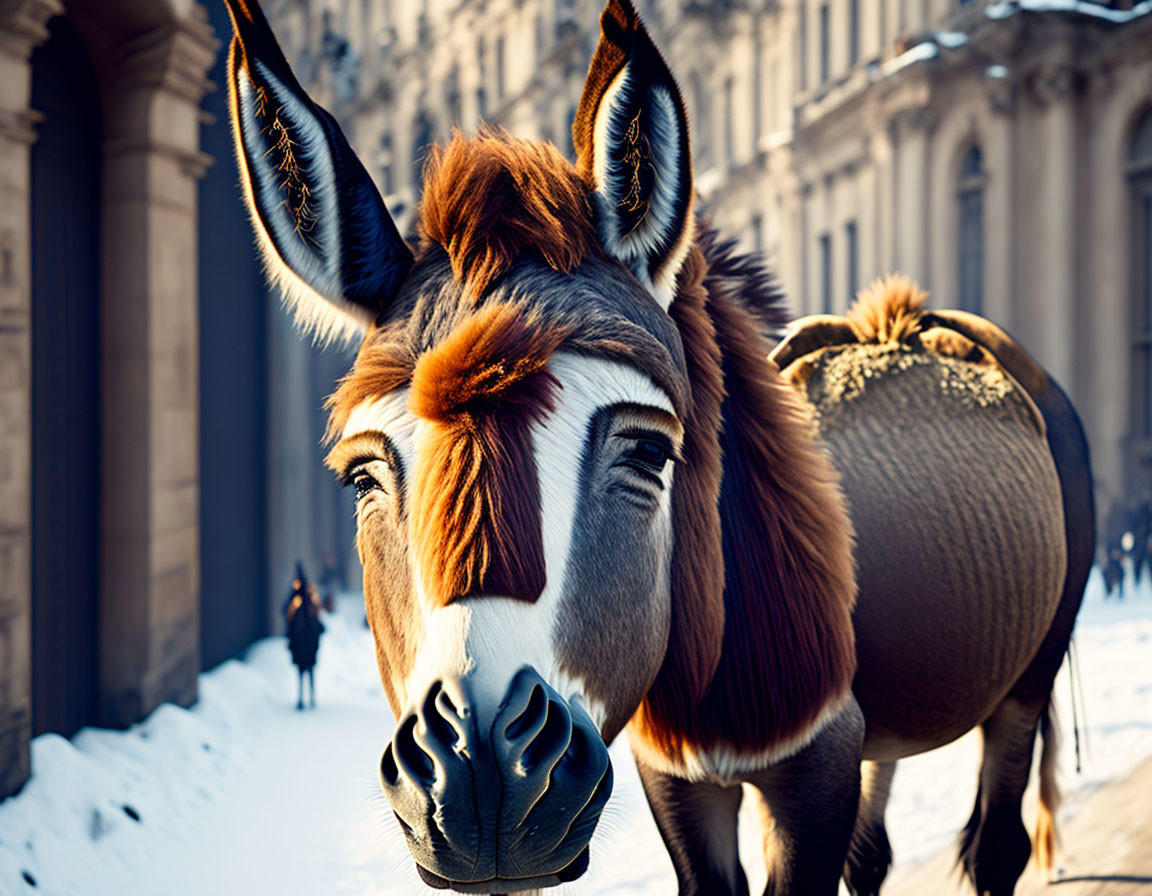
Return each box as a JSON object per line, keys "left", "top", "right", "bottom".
{"left": 400, "top": 353, "right": 676, "bottom": 737}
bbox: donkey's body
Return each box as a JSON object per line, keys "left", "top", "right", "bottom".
{"left": 222, "top": 1, "right": 1092, "bottom": 893}
{"left": 783, "top": 314, "right": 1066, "bottom": 755}
{"left": 772, "top": 284, "right": 1093, "bottom": 894}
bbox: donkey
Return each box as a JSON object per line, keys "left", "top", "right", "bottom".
{"left": 221, "top": 1, "right": 1093, "bottom": 894}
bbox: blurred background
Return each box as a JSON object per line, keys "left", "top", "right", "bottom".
{"left": 0, "top": 0, "right": 1148, "bottom": 811}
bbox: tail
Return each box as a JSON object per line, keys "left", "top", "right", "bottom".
{"left": 1034, "top": 698, "right": 1060, "bottom": 877}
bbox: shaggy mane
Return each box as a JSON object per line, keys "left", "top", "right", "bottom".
{"left": 420, "top": 131, "right": 602, "bottom": 297}
{"left": 846, "top": 274, "right": 929, "bottom": 345}
{"left": 633, "top": 235, "right": 858, "bottom": 760}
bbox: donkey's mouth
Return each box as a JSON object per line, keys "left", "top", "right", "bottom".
{"left": 415, "top": 845, "right": 591, "bottom": 892}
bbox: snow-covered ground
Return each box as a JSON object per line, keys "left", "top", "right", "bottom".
{"left": 1, "top": 568, "right": 1150, "bottom": 896}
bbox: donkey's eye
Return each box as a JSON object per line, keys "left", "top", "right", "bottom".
{"left": 351, "top": 470, "right": 383, "bottom": 501}
{"left": 626, "top": 438, "right": 672, "bottom": 473}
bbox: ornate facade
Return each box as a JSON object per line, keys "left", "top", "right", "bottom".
{"left": 0, "top": 0, "right": 217, "bottom": 798}
{"left": 270, "top": 0, "right": 1152, "bottom": 508}
{"left": 0, "top": 0, "right": 356, "bottom": 801}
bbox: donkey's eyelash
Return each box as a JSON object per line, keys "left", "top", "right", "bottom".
{"left": 340, "top": 456, "right": 384, "bottom": 486}
{"left": 614, "top": 429, "right": 682, "bottom": 464}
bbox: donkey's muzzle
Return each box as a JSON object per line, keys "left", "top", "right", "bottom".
{"left": 380, "top": 667, "right": 613, "bottom": 892}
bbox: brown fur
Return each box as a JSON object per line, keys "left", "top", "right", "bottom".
{"left": 325, "top": 336, "right": 416, "bottom": 443}
{"left": 409, "top": 303, "right": 567, "bottom": 605}
{"left": 420, "top": 132, "right": 601, "bottom": 298}
{"left": 642, "top": 244, "right": 727, "bottom": 708}
{"left": 845, "top": 274, "right": 929, "bottom": 345}
{"left": 633, "top": 238, "right": 858, "bottom": 758}
{"left": 1035, "top": 700, "right": 1060, "bottom": 876}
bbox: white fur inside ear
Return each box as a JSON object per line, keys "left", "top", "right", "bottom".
{"left": 232, "top": 62, "right": 373, "bottom": 347}
{"left": 591, "top": 71, "right": 693, "bottom": 311}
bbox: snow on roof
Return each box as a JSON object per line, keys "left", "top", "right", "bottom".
{"left": 881, "top": 40, "right": 939, "bottom": 77}
{"left": 935, "top": 30, "right": 970, "bottom": 48}
{"left": 986, "top": 0, "right": 1152, "bottom": 22}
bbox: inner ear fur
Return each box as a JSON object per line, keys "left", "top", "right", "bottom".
{"left": 573, "top": 0, "right": 694, "bottom": 309}
{"left": 224, "top": 0, "right": 412, "bottom": 345}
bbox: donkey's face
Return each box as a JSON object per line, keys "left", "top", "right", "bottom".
{"left": 225, "top": 0, "right": 696, "bottom": 889}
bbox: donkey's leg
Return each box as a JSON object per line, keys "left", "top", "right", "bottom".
{"left": 957, "top": 695, "right": 1047, "bottom": 896}
{"left": 635, "top": 760, "right": 749, "bottom": 896}
{"left": 749, "top": 697, "right": 864, "bottom": 896}
{"left": 843, "top": 760, "right": 897, "bottom": 896}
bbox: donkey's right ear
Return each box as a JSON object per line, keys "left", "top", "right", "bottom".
{"left": 224, "top": 0, "right": 412, "bottom": 344}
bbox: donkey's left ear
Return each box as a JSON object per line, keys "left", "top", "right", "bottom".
{"left": 573, "top": 0, "right": 693, "bottom": 310}
{"left": 224, "top": 0, "right": 412, "bottom": 344}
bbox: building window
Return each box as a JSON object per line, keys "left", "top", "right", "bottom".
{"left": 845, "top": 219, "right": 858, "bottom": 303}
{"left": 495, "top": 34, "right": 506, "bottom": 101}
{"left": 957, "top": 145, "right": 984, "bottom": 315}
{"left": 476, "top": 38, "right": 487, "bottom": 119}
{"left": 751, "top": 214, "right": 764, "bottom": 252}
{"left": 819, "top": 233, "right": 833, "bottom": 313}
{"left": 692, "top": 73, "right": 711, "bottom": 168}
{"left": 445, "top": 65, "right": 461, "bottom": 126}
{"left": 753, "top": 31, "right": 763, "bottom": 145}
{"left": 379, "top": 131, "right": 393, "bottom": 195}
{"left": 412, "top": 111, "right": 434, "bottom": 192}
{"left": 819, "top": 4, "right": 830, "bottom": 84}
{"left": 799, "top": 2, "right": 808, "bottom": 92}
{"left": 566, "top": 103, "right": 578, "bottom": 158}
{"left": 1130, "top": 109, "right": 1152, "bottom": 443}
{"left": 723, "top": 77, "right": 735, "bottom": 168}
{"left": 849, "top": 0, "right": 860, "bottom": 66}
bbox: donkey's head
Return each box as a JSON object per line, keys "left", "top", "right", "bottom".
{"left": 225, "top": 0, "right": 713, "bottom": 889}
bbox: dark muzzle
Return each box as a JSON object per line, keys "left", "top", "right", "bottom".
{"left": 380, "top": 666, "right": 613, "bottom": 892}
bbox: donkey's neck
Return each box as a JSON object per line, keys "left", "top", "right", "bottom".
{"left": 633, "top": 225, "right": 857, "bottom": 771}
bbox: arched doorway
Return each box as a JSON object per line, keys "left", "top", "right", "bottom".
{"left": 29, "top": 14, "right": 102, "bottom": 738}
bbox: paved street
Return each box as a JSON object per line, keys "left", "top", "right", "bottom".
{"left": 888, "top": 753, "right": 1152, "bottom": 895}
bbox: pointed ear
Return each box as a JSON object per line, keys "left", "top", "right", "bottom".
{"left": 223, "top": 0, "right": 413, "bottom": 344}
{"left": 573, "top": 0, "right": 693, "bottom": 310}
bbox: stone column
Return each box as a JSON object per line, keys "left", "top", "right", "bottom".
{"left": 1029, "top": 63, "right": 1080, "bottom": 391}
{"left": 93, "top": 13, "right": 216, "bottom": 727}
{"left": 869, "top": 124, "right": 895, "bottom": 278}
{"left": 984, "top": 77, "right": 1016, "bottom": 331}
{"left": 895, "top": 106, "right": 935, "bottom": 288}
{"left": 0, "top": 0, "right": 61, "bottom": 800}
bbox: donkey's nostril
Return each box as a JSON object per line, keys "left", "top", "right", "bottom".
{"left": 504, "top": 682, "right": 547, "bottom": 743}
{"left": 394, "top": 715, "right": 436, "bottom": 784}
{"left": 521, "top": 699, "right": 571, "bottom": 773}
{"left": 380, "top": 743, "right": 401, "bottom": 787}
{"left": 423, "top": 688, "right": 462, "bottom": 753}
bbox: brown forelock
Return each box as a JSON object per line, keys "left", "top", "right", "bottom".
{"left": 419, "top": 131, "right": 601, "bottom": 298}
{"left": 633, "top": 241, "right": 858, "bottom": 758}
{"left": 408, "top": 302, "right": 569, "bottom": 606}
{"left": 845, "top": 274, "right": 929, "bottom": 344}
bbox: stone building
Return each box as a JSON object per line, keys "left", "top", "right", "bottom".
{"left": 0, "top": 0, "right": 354, "bottom": 800}
{"left": 268, "top": 0, "right": 1151, "bottom": 510}
{"left": 3, "top": 0, "right": 1148, "bottom": 803}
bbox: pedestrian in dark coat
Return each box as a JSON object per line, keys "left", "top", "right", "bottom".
{"left": 285, "top": 562, "right": 325, "bottom": 710}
